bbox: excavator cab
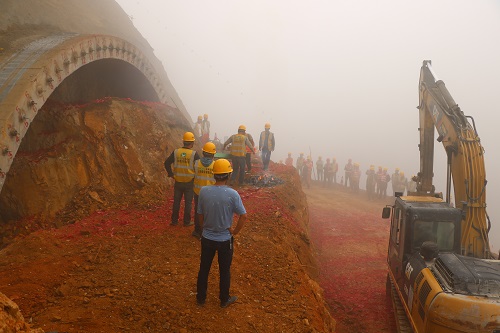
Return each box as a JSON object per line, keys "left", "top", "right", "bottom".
{"left": 383, "top": 196, "right": 462, "bottom": 306}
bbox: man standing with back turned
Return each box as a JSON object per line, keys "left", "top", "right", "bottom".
{"left": 164, "top": 132, "right": 200, "bottom": 226}
{"left": 223, "top": 125, "right": 254, "bottom": 186}
{"left": 196, "top": 159, "right": 247, "bottom": 308}
{"left": 259, "top": 123, "right": 275, "bottom": 171}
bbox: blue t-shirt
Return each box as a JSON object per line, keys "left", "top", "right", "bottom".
{"left": 197, "top": 185, "right": 246, "bottom": 241}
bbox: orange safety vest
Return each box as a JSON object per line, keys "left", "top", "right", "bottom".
{"left": 230, "top": 134, "right": 247, "bottom": 157}
{"left": 193, "top": 160, "right": 215, "bottom": 195}
{"left": 173, "top": 148, "right": 195, "bottom": 182}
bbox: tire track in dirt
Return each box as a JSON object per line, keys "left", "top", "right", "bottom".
{"left": 305, "top": 185, "right": 397, "bottom": 333}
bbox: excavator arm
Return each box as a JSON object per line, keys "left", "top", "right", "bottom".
{"left": 417, "top": 60, "right": 490, "bottom": 258}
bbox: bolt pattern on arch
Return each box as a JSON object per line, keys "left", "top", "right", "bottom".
{"left": 0, "top": 34, "right": 169, "bottom": 191}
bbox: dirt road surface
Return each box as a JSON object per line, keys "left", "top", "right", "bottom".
{"left": 305, "top": 184, "right": 397, "bottom": 333}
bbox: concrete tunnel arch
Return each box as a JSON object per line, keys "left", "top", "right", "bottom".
{"left": 0, "top": 33, "right": 178, "bottom": 193}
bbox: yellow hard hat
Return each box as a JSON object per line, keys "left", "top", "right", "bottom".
{"left": 383, "top": 167, "right": 388, "bottom": 171}
{"left": 197, "top": 115, "right": 202, "bottom": 120}
{"left": 370, "top": 165, "right": 375, "bottom": 170}
{"left": 300, "top": 152, "right": 304, "bottom": 155}
{"left": 213, "top": 159, "right": 233, "bottom": 174}
{"left": 288, "top": 152, "right": 291, "bottom": 155}
{"left": 265, "top": 123, "right": 271, "bottom": 129}
{"left": 238, "top": 125, "right": 246, "bottom": 131}
{"left": 203, "top": 114, "right": 208, "bottom": 119}
{"left": 396, "top": 168, "right": 400, "bottom": 171}
{"left": 202, "top": 142, "right": 216, "bottom": 154}
{"left": 183, "top": 132, "right": 195, "bottom": 142}
{"left": 400, "top": 172, "right": 404, "bottom": 176}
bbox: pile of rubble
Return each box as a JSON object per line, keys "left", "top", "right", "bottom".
{"left": 247, "top": 173, "right": 285, "bottom": 187}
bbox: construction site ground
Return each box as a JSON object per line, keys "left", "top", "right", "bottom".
{"left": 0, "top": 181, "right": 398, "bottom": 333}
{"left": 0, "top": 98, "right": 396, "bottom": 333}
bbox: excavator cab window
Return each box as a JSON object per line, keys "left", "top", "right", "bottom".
{"left": 413, "top": 220, "right": 455, "bottom": 252}
{"left": 390, "top": 208, "right": 403, "bottom": 246}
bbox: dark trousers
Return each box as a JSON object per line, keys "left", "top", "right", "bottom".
{"left": 171, "top": 180, "right": 194, "bottom": 224}
{"left": 245, "top": 153, "right": 252, "bottom": 172}
{"left": 197, "top": 237, "right": 233, "bottom": 302}
{"left": 231, "top": 156, "right": 246, "bottom": 185}
{"left": 193, "top": 194, "right": 201, "bottom": 234}
{"left": 262, "top": 149, "right": 272, "bottom": 170}
{"left": 345, "top": 173, "right": 351, "bottom": 187}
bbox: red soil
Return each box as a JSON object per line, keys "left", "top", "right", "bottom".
{"left": 306, "top": 185, "right": 397, "bottom": 333}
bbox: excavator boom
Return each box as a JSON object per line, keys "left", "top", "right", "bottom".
{"left": 417, "top": 60, "right": 490, "bottom": 258}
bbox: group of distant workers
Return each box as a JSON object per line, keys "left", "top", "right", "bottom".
{"left": 163, "top": 118, "right": 276, "bottom": 309}
{"left": 284, "top": 153, "right": 416, "bottom": 198}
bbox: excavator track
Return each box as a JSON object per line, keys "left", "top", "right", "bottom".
{"left": 387, "top": 275, "right": 414, "bottom": 333}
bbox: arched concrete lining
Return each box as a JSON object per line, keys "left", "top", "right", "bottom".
{"left": 0, "top": 34, "right": 178, "bottom": 192}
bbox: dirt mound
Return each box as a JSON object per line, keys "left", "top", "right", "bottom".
{"left": 0, "top": 99, "right": 335, "bottom": 332}
{"left": 0, "top": 291, "right": 43, "bottom": 333}
{"left": 0, "top": 98, "right": 193, "bottom": 245}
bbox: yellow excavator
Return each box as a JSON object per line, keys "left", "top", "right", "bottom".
{"left": 382, "top": 61, "right": 500, "bottom": 333}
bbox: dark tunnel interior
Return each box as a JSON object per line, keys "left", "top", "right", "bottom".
{"left": 49, "top": 58, "right": 160, "bottom": 103}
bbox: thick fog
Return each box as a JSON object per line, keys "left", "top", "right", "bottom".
{"left": 116, "top": 0, "right": 500, "bottom": 251}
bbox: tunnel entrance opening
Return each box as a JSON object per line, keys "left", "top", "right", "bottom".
{"left": 49, "top": 58, "right": 160, "bottom": 104}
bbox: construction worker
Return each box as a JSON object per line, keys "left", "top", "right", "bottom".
{"left": 375, "top": 166, "right": 383, "bottom": 195}
{"left": 244, "top": 131, "right": 255, "bottom": 173}
{"left": 259, "top": 123, "right": 275, "bottom": 171}
{"left": 201, "top": 114, "right": 210, "bottom": 144}
{"left": 378, "top": 167, "right": 390, "bottom": 197}
{"left": 302, "top": 156, "right": 313, "bottom": 189}
{"left": 193, "top": 115, "right": 202, "bottom": 140}
{"left": 332, "top": 158, "right": 338, "bottom": 183}
{"left": 391, "top": 168, "right": 400, "bottom": 196}
{"left": 164, "top": 132, "right": 200, "bottom": 226}
{"left": 365, "top": 165, "right": 376, "bottom": 200}
{"left": 344, "top": 158, "right": 353, "bottom": 187}
{"left": 192, "top": 142, "right": 217, "bottom": 239}
{"left": 324, "top": 158, "right": 333, "bottom": 186}
{"left": 223, "top": 125, "right": 254, "bottom": 186}
{"left": 296, "top": 153, "right": 305, "bottom": 176}
{"left": 351, "top": 163, "right": 361, "bottom": 192}
{"left": 316, "top": 156, "right": 324, "bottom": 182}
{"left": 285, "top": 153, "right": 293, "bottom": 167}
{"left": 399, "top": 171, "right": 408, "bottom": 195}
{"left": 196, "top": 159, "right": 246, "bottom": 308}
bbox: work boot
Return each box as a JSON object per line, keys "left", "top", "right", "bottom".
{"left": 220, "top": 295, "right": 238, "bottom": 308}
{"left": 183, "top": 221, "right": 194, "bottom": 227}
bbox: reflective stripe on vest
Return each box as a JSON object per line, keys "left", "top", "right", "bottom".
{"left": 194, "top": 160, "right": 215, "bottom": 195}
{"left": 230, "top": 134, "right": 247, "bottom": 157}
{"left": 173, "top": 148, "right": 195, "bottom": 182}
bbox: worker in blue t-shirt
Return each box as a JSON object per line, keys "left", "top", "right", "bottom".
{"left": 196, "top": 159, "right": 247, "bottom": 308}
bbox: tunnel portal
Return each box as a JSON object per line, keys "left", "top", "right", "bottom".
{"left": 0, "top": 34, "right": 171, "bottom": 193}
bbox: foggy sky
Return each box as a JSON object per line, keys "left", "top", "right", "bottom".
{"left": 116, "top": 0, "right": 500, "bottom": 250}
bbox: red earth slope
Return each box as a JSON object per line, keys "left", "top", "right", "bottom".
{"left": 306, "top": 185, "right": 397, "bottom": 333}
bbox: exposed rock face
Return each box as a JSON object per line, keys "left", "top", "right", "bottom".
{"left": 0, "top": 98, "right": 194, "bottom": 227}
{"left": 0, "top": 291, "right": 43, "bottom": 333}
